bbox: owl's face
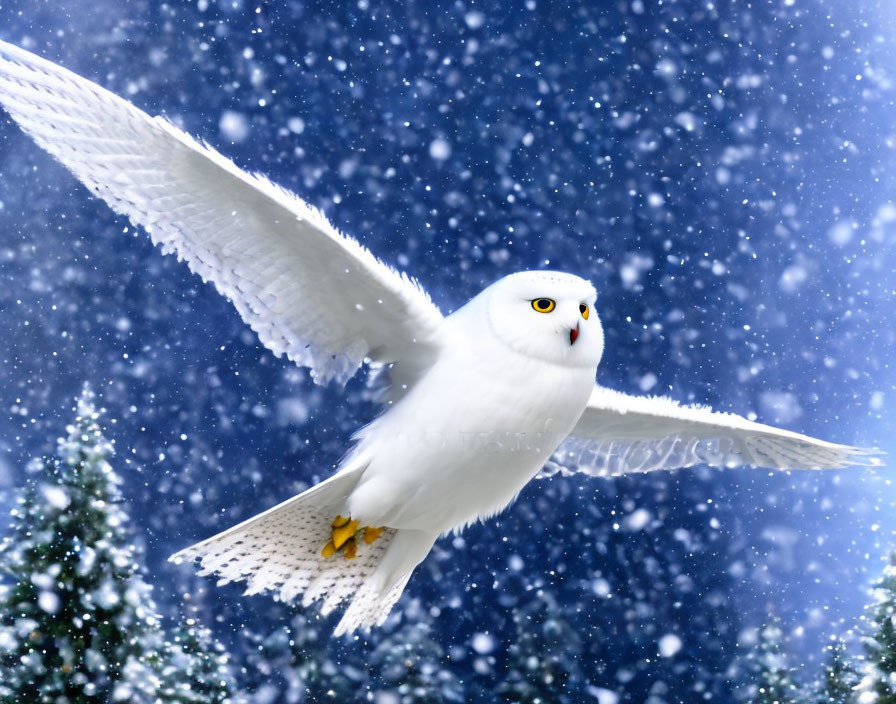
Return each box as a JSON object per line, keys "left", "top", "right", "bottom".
{"left": 483, "top": 271, "right": 604, "bottom": 369}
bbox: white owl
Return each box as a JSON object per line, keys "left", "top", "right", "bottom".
{"left": 0, "top": 41, "right": 881, "bottom": 636}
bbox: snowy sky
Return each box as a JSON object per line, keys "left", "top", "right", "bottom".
{"left": 0, "top": 0, "right": 894, "bottom": 700}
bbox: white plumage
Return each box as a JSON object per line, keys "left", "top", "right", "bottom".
{"left": 0, "top": 41, "right": 882, "bottom": 635}
{"left": 547, "top": 386, "right": 881, "bottom": 477}
{"left": 0, "top": 40, "right": 442, "bottom": 386}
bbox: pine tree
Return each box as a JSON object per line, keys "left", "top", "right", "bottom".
{"left": 857, "top": 554, "right": 896, "bottom": 703}
{"left": 286, "top": 611, "right": 360, "bottom": 702}
{"left": 0, "top": 386, "right": 162, "bottom": 703}
{"left": 813, "top": 637, "right": 856, "bottom": 704}
{"left": 498, "top": 590, "right": 585, "bottom": 704}
{"left": 745, "top": 619, "right": 800, "bottom": 704}
{"left": 243, "top": 606, "right": 361, "bottom": 703}
{"left": 369, "top": 601, "right": 464, "bottom": 704}
{"left": 158, "top": 598, "right": 238, "bottom": 703}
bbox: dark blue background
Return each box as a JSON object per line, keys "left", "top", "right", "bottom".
{"left": 0, "top": 0, "right": 893, "bottom": 700}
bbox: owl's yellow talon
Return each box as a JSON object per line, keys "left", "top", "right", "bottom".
{"left": 322, "top": 515, "right": 378, "bottom": 558}
{"left": 363, "top": 526, "right": 385, "bottom": 544}
{"left": 332, "top": 519, "right": 360, "bottom": 550}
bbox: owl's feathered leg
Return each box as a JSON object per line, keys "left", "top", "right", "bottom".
{"left": 169, "top": 458, "right": 423, "bottom": 635}
{"left": 334, "top": 528, "right": 437, "bottom": 636}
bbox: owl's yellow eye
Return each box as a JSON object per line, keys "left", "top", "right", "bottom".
{"left": 531, "top": 298, "right": 556, "bottom": 313}
{"left": 579, "top": 303, "right": 589, "bottom": 320}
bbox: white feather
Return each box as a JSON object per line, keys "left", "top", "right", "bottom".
{"left": 168, "top": 462, "right": 421, "bottom": 635}
{"left": 0, "top": 40, "right": 443, "bottom": 385}
{"left": 548, "top": 386, "right": 883, "bottom": 476}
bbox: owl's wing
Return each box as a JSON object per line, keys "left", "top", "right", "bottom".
{"left": 0, "top": 41, "right": 443, "bottom": 384}
{"left": 548, "top": 385, "right": 883, "bottom": 477}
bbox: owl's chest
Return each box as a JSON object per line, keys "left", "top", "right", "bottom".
{"left": 377, "top": 341, "right": 593, "bottom": 465}
{"left": 352, "top": 342, "right": 595, "bottom": 532}
{"left": 442, "top": 346, "right": 587, "bottom": 433}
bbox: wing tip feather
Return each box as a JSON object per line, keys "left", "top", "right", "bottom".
{"left": 846, "top": 446, "right": 886, "bottom": 469}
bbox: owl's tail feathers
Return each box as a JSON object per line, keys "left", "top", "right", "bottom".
{"left": 168, "top": 466, "right": 437, "bottom": 636}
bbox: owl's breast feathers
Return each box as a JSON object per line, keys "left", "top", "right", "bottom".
{"left": 346, "top": 326, "right": 597, "bottom": 533}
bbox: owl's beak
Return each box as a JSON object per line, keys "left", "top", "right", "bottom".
{"left": 569, "top": 324, "right": 580, "bottom": 345}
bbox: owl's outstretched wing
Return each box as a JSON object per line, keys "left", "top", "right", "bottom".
{"left": 0, "top": 41, "right": 443, "bottom": 384}
{"left": 549, "top": 386, "right": 883, "bottom": 477}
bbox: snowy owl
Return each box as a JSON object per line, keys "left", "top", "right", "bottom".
{"left": 0, "top": 41, "right": 881, "bottom": 636}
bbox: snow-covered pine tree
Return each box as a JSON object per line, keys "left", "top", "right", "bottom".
{"left": 813, "top": 636, "right": 856, "bottom": 704}
{"left": 368, "top": 601, "right": 464, "bottom": 704}
{"left": 0, "top": 386, "right": 162, "bottom": 703}
{"left": 497, "top": 589, "right": 585, "bottom": 704}
{"left": 744, "top": 619, "right": 800, "bottom": 704}
{"left": 243, "top": 606, "right": 361, "bottom": 702}
{"left": 288, "top": 613, "right": 362, "bottom": 702}
{"left": 857, "top": 554, "right": 896, "bottom": 703}
{"left": 158, "top": 597, "right": 239, "bottom": 703}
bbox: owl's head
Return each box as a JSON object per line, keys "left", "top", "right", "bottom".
{"left": 481, "top": 270, "right": 604, "bottom": 368}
